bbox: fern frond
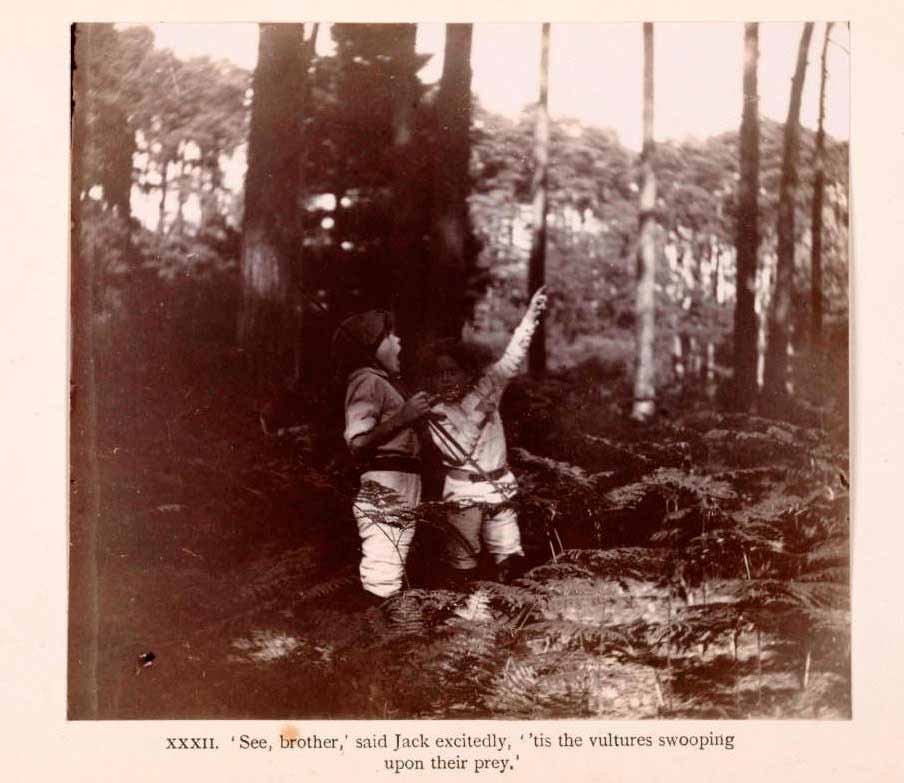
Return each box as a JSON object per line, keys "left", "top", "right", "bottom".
{"left": 521, "top": 619, "right": 640, "bottom": 658}
{"left": 735, "top": 579, "right": 849, "bottom": 611}
{"left": 476, "top": 580, "right": 549, "bottom": 619}
{"left": 558, "top": 547, "right": 670, "bottom": 582}
{"left": 296, "top": 566, "right": 359, "bottom": 603}
{"left": 804, "top": 540, "right": 850, "bottom": 571}
{"left": 238, "top": 545, "right": 323, "bottom": 607}
{"left": 382, "top": 588, "right": 466, "bottom": 637}
{"left": 654, "top": 603, "right": 748, "bottom": 654}
{"left": 511, "top": 447, "right": 598, "bottom": 487}
{"left": 523, "top": 562, "right": 595, "bottom": 582}
{"left": 797, "top": 566, "right": 849, "bottom": 585}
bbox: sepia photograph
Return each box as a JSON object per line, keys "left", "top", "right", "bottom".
{"left": 69, "top": 20, "right": 851, "bottom": 721}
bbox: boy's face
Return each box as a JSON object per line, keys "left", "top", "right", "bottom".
{"left": 375, "top": 332, "right": 402, "bottom": 374}
{"left": 433, "top": 354, "right": 467, "bottom": 397}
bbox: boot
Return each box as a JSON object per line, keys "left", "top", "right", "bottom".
{"left": 495, "top": 554, "right": 526, "bottom": 584}
{"left": 356, "top": 588, "right": 388, "bottom": 610}
{"left": 334, "top": 586, "right": 387, "bottom": 613}
{"left": 445, "top": 566, "right": 479, "bottom": 591}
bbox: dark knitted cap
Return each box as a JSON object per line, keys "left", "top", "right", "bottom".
{"left": 331, "top": 309, "right": 394, "bottom": 375}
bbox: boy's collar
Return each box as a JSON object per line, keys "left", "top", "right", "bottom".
{"left": 350, "top": 365, "right": 395, "bottom": 381}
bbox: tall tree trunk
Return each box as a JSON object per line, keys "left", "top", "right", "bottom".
{"left": 293, "top": 23, "right": 319, "bottom": 384}
{"left": 428, "top": 23, "right": 474, "bottom": 341}
{"left": 732, "top": 23, "right": 760, "bottom": 412}
{"left": 383, "top": 24, "right": 427, "bottom": 379}
{"left": 69, "top": 22, "right": 100, "bottom": 719}
{"left": 238, "top": 23, "right": 308, "bottom": 386}
{"left": 108, "top": 104, "right": 134, "bottom": 225}
{"left": 528, "top": 23, "right": 551, "bottom": 378}
{"left": 763, "top": 22, "right": 814, "bottom": 409}
{"left": 157, "top": 159, "right": 169, "bottom": 235}
{"left": 173, "top": 158, "right": 188, "bottom": 236}
{"left": 632, "top": 22, "right": 657, "bottom": 421}
{"left": 810, "top": 22, "right": 833, "bottom": 353}
{"left": 199, "top": 165, "right": 218, "bottom": 233}
{"left": 700, "top": 240, "right": 716, "bottom": 391}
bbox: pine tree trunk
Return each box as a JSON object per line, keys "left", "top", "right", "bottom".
{"left": 69, "top": 21, "right": 100, "bottom": 719}
{"left": 293, "top": 24, "right": 319, "bottom": 383}
{"left": 173, "top": 158, "right": 188, "bottom": 236}
{"left": 238, "top": 24, "right": 308, "bottom": 386}
{"left": 107, "top": 101, "right": 134, "bottom": 225}
{"left": 199, "top": 165, "right": 218, "bottom": 233}
{"left": 428, "top": 24, "right": 474, "bottom": 341}
{"left": 528, "top": 23, "right": 551, "bottom": 379}
{"left": 811, "top": 22, "right": 833, "bottom": 353}
{"left": 756, "top": 251, "right": 775, "bottom": 388}
{"left": 382, "top": 25, "right": 422, "bottom": 374}
{"left": 157, "top": 159, "right": 169, "bottom": 235}
{"left": 763, "top": 22, "right": 814, "bottom": 409}
{"left": 632, "top": 22, "right": 657, "bottom": 421}
{"left": 733, "top": 23, "right": 760, "bottom": 412}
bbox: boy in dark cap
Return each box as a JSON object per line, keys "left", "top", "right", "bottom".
{"left": 332, "top": 310, "right": 431, "bottom": 601}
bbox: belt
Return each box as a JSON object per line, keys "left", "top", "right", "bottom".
{"left": 363, "top": 455, "right": 422, "bottom": 475}
{"left": 446, "top": 465, "right": 510, "bottom": 483}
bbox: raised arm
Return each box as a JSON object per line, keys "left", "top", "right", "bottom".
{"left": 487, "top": 287, "right": 548, "bottom": 385}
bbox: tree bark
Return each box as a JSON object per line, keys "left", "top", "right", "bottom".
{"left": 238, "top": 24, "right": 308, "bottom": 386}
{"left": 810, "top": 22, "right": 833, "bottom": 353}
{"left": 732, "top": 23, "right": 760, "bottom": 412}
{"left": 528, "top": 23, "right": 551, "bottom": 379}
{"left": 157, "top": 159, "right": 169, "bottom": 235}
{"left": 69, "top": 21, "right": 100, "bottom": 719}
{"left": 763, "top": 22, "right": 814, "bottom": 409}
{"left": 173, "top": 158, "right": 188, "bottom": 236}
{"left": 199, "top": 166, "right": 218, "bottom": 233}
{"left": 428, "top": 23, "right": 474, "bottom": 341}
{"left": 632, "top": 22, "right": 657, "bottom": 421}
{"left": 293, "top": 23, "right": 319, "bottom": 383}
{"left": 385, "top": 24, "right": 425, "bottom": 377}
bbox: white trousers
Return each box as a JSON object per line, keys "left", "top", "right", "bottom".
{"left": 442, "top": 471, "right": 523, "bottom": 570}
{"left": 352, "top": 471, "right": 422, "bottom": 597}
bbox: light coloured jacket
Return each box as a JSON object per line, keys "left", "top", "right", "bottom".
{"left": 344, "top": 366, "right": 420, "bottom": 460}
{"left": 430, "top": 312, "right": 539, "bottom": 475}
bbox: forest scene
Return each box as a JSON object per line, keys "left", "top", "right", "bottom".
{"left": 69, "top": 21, "right": 850, "bottom": 720}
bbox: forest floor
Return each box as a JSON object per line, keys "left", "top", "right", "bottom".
{"left": 80, "top": 322, "right": 850, "bottom": 720}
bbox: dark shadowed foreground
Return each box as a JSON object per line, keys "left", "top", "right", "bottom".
{"left": 70, "top": 308, "right": 849, "bottom": 720}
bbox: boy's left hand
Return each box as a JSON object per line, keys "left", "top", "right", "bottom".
{"left": 529, "top": 286, "right": 548, "bottom": 317}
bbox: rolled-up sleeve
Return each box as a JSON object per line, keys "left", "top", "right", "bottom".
{"left": 344, "top": 373, "right": 381, "bottom": 445}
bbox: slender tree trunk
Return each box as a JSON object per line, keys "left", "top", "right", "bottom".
{"left": 173, "top": 158, "right": 188, "bottom": 236}
{"left": 528, "top": 23, "right": 551, "bottom": 378}
{"left": 811, "top": 22, "right": 833, "bottom": 353}
{"left": 733, "top": 23, "right": 760, "bottom": 412}
{"left": 702, "top": 241, "right": 716, "bottom": 391}
{"left": 763, "top": 22, "right": 814, "bottom": 409}
{"left": 69, "top": 22, "right": 100, "bottom": 719}
{"left": 157, "top": 159, "right": 169, "bottom": 235}
{"left": 632, "top": 22, "right": 657, "bottom": 421}
{"left": 756, "top": 250, "right": 775, "bottom": 388}
{"left": 199, "top": 164, "right": 218, "bottom": 232}
{"left": 108, "top": 104, "right": 134, "bottom": 225}
{"left": 672, "top": 333, "right": 684, "bottom": 380}
{"left": 238, "top": 24, "right": 308, "bottom": 386}
{"left": 711, "top": 243, "right": 720, "bottom": 300}
{"left": 428, "top": 23, "right": 474, "bottom": 341}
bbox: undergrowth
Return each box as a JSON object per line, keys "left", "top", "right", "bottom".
{"left": 90, "top": 340, "right": 850, "bottom": 720}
